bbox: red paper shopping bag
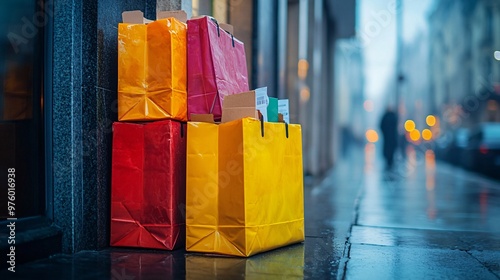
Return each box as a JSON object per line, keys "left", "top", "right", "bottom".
{"left": 187, "top": 16, "right": 249, "bottom": 121}
{"left": 110, "top": 120, "right": 186, "bottom": 250}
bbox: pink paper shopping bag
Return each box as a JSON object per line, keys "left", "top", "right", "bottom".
{"left": 187, "top": 16, "right": 249, "bottom": 121}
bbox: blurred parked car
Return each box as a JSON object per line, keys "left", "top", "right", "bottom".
{"left": 462, "top": 123, "right": 500, "bottom": 178}
{"left": 436, "top": 128, "right": 470, "bottom": 166}
{"left": 453, "top": 128, "right": 471, "bottom": 168}
{"left": 435, "top": 131, "right": 454, "bottom": 161}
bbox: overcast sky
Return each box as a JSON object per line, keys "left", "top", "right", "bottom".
{"left": 359, "top": 0, "right": 434, "bottom": 101}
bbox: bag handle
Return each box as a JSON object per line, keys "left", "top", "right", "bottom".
{"left": 259, "top": 111, "right": 265, "bottom": 137}
{"left": 219, "top": 23, "right": 235, "bottom": 47}
{"left": 219, "top": 23, "right": 234, "bottom": 34}
{"left": 209, "top": 17, "right": 235, "bottom": 47}
{"left": 260, "top": 113, "right": 289, "bottom": 138}
{"left": 209, "top": 17, "right": 221, "bottom": 37}
{"left": 278, "top": 113, "right": 289, "bottom": 138}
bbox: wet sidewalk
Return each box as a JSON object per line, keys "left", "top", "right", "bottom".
{"left": 344, "top": 144, "right": 500, "bottom": 279}
{"left": 2, "top": 144, "right": 500, "bottom": 279}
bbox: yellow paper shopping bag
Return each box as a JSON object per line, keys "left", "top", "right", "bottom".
{"left": 186, "top": 116, "right": 304, "bottom": 257}
{"left": 118, "top": 10, "right": 187, "bottom": 121}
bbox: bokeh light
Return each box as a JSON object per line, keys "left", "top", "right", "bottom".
{"left": 426, "top": 115, "right": 436, "bottom": 127}
{"left": 410, "top": 129, "right": 421, "bottom": 142}
{"left": 300, "top": 86, "right": 310, "bottom": 102}
{"left": 363, "top": 100, "right": 374, "bottom": 112}
{"left": 422, "top": 129, "right": 433, "bottom": 141}
{"left": 494, "top": 51, "right": 500, "bottom": 61}
{"left": 365, "top": 129, "right": 379, "bottom": 143}
{"left": 298, "top": 59, "right": 309, "bottom": 79}
{"left": 404, "top": 120, "right": 416, "bottom": 132}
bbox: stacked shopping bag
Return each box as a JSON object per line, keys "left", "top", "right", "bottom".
{"left": 110, "top": 10, "right": 188, "bottom": 250}
{"left": 111, "top": 10, "right": 305, "bottom": 257}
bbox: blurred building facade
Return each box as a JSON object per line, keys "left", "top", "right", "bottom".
{"left": 400, "top": 32, "right": 430, "bottom": 129}
{"left": 335, "top": 38, "right": 366, "bottom": 153}
{"left": 428, "top": 0, "right": 500, "bottom": 131}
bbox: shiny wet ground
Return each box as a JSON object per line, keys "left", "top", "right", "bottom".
{"left": 2, "top": 144, "right": 500, "bottom": 279}
{"left": 346, "top": 145, "right": 500, "bottom": 279}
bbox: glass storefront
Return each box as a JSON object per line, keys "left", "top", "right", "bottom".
{"left": 0, "top": 0, "right": 44, "bottom": 219}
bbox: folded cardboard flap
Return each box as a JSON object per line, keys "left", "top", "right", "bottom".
{"left": 157, "top": 10, "right": 187, "bottom": 23}
{"left": 219, "top": 23, "right": 234, "bottom": 34}
{"left": 190, "top": 114, "right": 215, "bottom": 123}
{"left": 122, "top": 10, "right": 152, "bottom": 24}
{"left": 122, "top": 10, "right": 144, "bottom": 23}
{"left": 191, "top": 91, "right": 260, "bottom": 124}
{"left": 122, "top": 10, "right": 187, "bottom": 24}
{"left": 221, "top": 91, "right": 259, "bottom": 123}
{"left": 278, "top": 113, "right": 284, "bottom": 123}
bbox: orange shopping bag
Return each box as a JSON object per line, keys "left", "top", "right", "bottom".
{"left": 118, "top": 10, "right": 187, "bottom": 121}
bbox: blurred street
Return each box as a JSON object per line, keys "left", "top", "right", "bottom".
{"left": 3, "top": 144, "right": 500, "bottom": 279}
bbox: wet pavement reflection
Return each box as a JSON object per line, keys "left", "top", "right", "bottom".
{"left": 348, "top": 144, "right": 500, "bottom": 279}
{"left": 2, "top": 144, "right": 500, "bottom": 279}
{"left": 359, "top": 144, "right": 500, "bottom": 233}
{"left": 186, "top": 244, "right": 304, "bottom": 279}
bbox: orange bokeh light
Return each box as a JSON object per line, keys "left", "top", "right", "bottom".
{"left": 404, "top": 120, "right": 416, "bottom": 132}
{"left": 298, "top": 59, "right": 309, "bottom": 80}
{"left": 365, "top": 129, "right": 379, "bottom": 143}
{"left": 300, "top": 86, "right": 310, "bottom": 102}
{"left": 426, "top": 115, "right": 436, "bottom": 127}
{"left": 422, "top": 129, "right": 433, "bottom": 141}
{"left": 410, "top": 129, "right": 421, "bottom": 142}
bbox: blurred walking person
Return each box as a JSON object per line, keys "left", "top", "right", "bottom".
{"left": 380, "top": 106, "right": 398, "bottom": 170}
